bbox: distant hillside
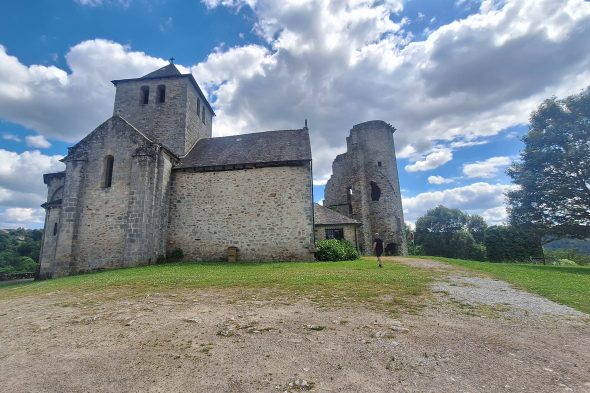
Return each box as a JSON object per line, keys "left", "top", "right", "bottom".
{"left": 544, "top": 238, "right": 590, "bottom": 254}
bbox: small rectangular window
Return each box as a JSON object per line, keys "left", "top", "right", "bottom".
{"left": 141, "top": 86, "right": 149, "bottom": 105}
{"left": 197, "top": 98, "right": 200, "bottom": 117}
{"left": 53, "top": 222, "right": 58, "bottom": 236}
{"left": 103, "top": 155, "right": 114, "bottom": 188}
{"left": 202, "top": 106, "right": 206, "bottom": 124}
{"left": 377, "top": 161, "right": 382, "bottom": 167}
{"left": 326, "top": 228, "right": 344, "bottom": 240}
{"left": 157, "top": 85, "right": 165, "bottom": 103}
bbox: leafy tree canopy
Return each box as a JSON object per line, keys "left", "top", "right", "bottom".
{"left": 415, "top": 205, "right": 487, "bottom": 260}
{"left": 507, "top": 89, "right": 590, "bottom": 239}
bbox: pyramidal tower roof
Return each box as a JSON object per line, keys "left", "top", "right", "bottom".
{"left": 140, "top": 63, "right": 182, "bottom": 79}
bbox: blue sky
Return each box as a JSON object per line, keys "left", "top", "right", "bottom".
{"left": 1, "top": 0, "right": 589, "bottom": 228}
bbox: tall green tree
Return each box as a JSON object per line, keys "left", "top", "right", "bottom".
{"left": 484, "top": 225, "right": 542, "bottom": 262}
{"left": 507, "top": 89, "right": 590, "bottom": 240}
{"left": 415, "top": 205, "right": 486, "bottom": 260}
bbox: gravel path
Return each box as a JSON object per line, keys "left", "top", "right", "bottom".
{"left": 433, "top": 275, "right": 585, "bottom": 317}
{"left": 393, "top": 257, "right": 586, "bottom": 318}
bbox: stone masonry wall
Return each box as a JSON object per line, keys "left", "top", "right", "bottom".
{"left": 314, "top": 224, "right": 358, "bottom": 248}
{"left": 324, "top": 121, "right": 407, "bottom": 255}
{"left": 38, "top": 176, "right": 65, "bottom": 276}
{"left": 185, "top": 82, "right": 212, "bottom": 152}
{"left": 167, "top": 165, "right": 315, "bottom": 261}
{"left": 39, "top": 116, "right": 174, "bottom": 277}
{"left": 113, "top": 77, "right": 212, "bottom": 156}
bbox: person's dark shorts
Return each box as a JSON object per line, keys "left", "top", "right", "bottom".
{"left": 376, "top": 250, "right": 383, "bottom": 257}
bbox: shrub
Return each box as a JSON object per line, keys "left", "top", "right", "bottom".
{"left": 544, "top": 249, "right": 590, "bottom": 265}
{"left": 408, "top": 244, "right": 425, "bottom": 256}
{"left": 557, "top": 259, "right": 578, "bottom": 266}
{"left": 315, "top": 239, "right": 359, "bottom": 261}
{"left": 165, "top": 248, "right": 184, "bottom": 262}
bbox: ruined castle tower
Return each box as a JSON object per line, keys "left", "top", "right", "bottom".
{"left": 324, "top": 120, "right": 407, "bottom": 255}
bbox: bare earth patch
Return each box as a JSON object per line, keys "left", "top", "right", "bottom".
{"left": 1, "top": 259, "right": 589, "bottom": 392}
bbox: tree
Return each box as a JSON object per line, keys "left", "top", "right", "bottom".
{"left": 415, "top": 205, "right": 487, "bottom": 260}
{"left": 507, "top": 89, "right": 590, "bottom": 240}
{"left": 484, "top": 225, "right": 542, "bottom": 262}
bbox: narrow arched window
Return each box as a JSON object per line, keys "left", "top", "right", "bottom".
{"left": 103, "top": 155, "right": 114, "bottom": 188}
{"left": 157, "top": 85, "right": 166, "bottom": 103}
{"left": 141, "top": 86, "right": 149, "bottom": 105}
{"left": 202, "top": 106, "right": 206, "bottom": 124}
{"left": 197, "top": 98, "right": 201, "bottom": 117}
{"left": 53, "top": 222, "right": 58, "bottom": 236}
{"left": 370, "top": 181, "right": 381, "bottom": 201}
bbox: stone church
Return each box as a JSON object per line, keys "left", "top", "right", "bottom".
{"left": 38, "top": 63, "right": 406, "bottom": 279}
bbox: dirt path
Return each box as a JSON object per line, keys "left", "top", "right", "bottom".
{"left": 1, "top": 259, "right": 589, "bottom": 393}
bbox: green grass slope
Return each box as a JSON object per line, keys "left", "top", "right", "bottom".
{"left": 0, "top": 258, "right": 432, "bottom": 312}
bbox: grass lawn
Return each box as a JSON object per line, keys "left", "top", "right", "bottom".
{"left": 429, "top": 257, "right": 590, "bottom": 314}
{"left": 0, "top": 258, "right": 432, "bottom": 312}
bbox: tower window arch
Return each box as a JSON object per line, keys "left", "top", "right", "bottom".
{"left": 141, "top": 86, "right": 149, "bottom": 105}
{"left": 370, "top": 181, "right": 381, "bottom": 201}
{"left": 157, "top": 85, "right": 166, "bottom": 103}
{"left": 103, "top": 155, "right": 114, "bottom": 188}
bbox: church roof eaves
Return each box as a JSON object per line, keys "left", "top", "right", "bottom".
{"left": 177, "top": 128, "right": 311, "bottom": 170}
{"left": 111, "top": 72, "right": 216, "bottom": 116}
{"left": 43, "top": 171, "right": 65, "bottom": 185}
{"left": 313, "top": 203, "right": 360, "bottom": 225}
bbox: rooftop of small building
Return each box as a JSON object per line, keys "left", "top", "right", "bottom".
{"left": 177, "top": 128, "right": 312, "bottom": 170}
{"left": 314, "top": 203, "right": 360, "bottom": 226}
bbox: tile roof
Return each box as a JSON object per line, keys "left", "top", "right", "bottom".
{"left": 140, "top": 63, "right": 182, "bottom": 79}
{"left": 177, "top": 128, "right": 311, "bottom": 169}
{"left": 314, "top": 203, "right": 360, "bottom": 225}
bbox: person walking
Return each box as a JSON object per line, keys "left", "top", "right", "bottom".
{"left": 372, "top": 233, "right": 384, "bottom": 268}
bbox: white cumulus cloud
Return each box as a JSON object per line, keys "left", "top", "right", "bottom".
{"left": 0, "top": 207, "right": 45, "bottom": 228}
{"left": 402, "top": 182, "right": 517, "bottom": 225}
{"left": 463, "top": 156, "right": 511, "bottom": 178}
{"left": 405, "top": 149, "right": 453, "bottom": 172}
{"left": 427, "top": 175, "right": 454, "bottom": 185}
{"left": 0, "top": 150, "right": 64, "bottom": 215}
{"left": 25, "top": 135, "right": 51, "bottom": 149}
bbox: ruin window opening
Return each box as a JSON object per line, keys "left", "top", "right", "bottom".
{"left": 141, "top": 86, "right": 149, "bottom": 105}
{"left": 370, "top": 181, "right": 381, "bottom": 201}
{"left": 377, "top": 161, "right": 382, "bottom": 167}
{"left": 325, "top": 228, "right": 344, "bottom": 240}
{"left": 347, "top": 186, "right": 353, "bottom": 214}
{"left": 53, "top": 222, "right": 58, "bottom": 236}
{"left": 103, "top": 155, "right": 114, "bottom": 188}
{"left": 385, "top": 243, "right": 398, "bottom": 256}
{"left": 157, "top": 85, "right": 166, "bottom": 103}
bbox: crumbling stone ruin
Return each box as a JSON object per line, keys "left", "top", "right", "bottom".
{"left": 324, "top": 121, "right": 408, "bottom": 255}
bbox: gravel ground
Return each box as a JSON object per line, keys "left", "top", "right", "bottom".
{"left": 394, "top": 257, "right": 587, "bottom": 319}
{"left": 1, "top": 258, "right": 588, "bottom": 392}
{"left": 433, "top": 275, "right": 585, "bottom": 317}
